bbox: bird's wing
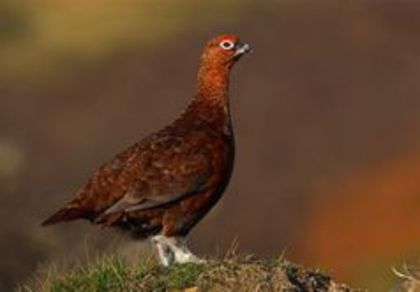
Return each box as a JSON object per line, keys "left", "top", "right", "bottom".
{"left": 101, "top": 145, "right": 213, "bottom": 216}
{"left": 43, "top": 128, "right": 219, "bottom": 226}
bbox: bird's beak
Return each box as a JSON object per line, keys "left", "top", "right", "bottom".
{"left": 234, "top": 42, "right": 252, "bottom": 58}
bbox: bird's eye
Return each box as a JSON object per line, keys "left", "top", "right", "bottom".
{"left": 219, "top": 40, "right": 235, "bottom": 50}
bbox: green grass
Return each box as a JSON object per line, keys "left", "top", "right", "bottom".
{"left": 20, "top": 255, "right": 359, "bottom": 292}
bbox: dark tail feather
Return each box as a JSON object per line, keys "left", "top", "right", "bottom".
{"left": 41, "top": 206, "right": 86, "bottom": 226}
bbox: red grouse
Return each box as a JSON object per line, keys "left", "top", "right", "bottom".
{"left": 42, "top": 35, "right": 251, "bottom": 265}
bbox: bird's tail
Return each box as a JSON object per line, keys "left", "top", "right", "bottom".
{"left": 41, "top": 204, "right": 86, "bottom": 226}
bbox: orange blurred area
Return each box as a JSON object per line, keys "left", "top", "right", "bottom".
{"left": 1, "top": 0, "right": 420, "bottom": 290}
{"left": 298, "top": 150, "right": 420, "bottom": 287}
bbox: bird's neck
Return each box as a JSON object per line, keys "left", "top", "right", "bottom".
{"left": 196, "top": 61, "right": 230, "bottom": 103}
{"left": 193, "top": 61, "right": 231, "bottom": 115}
{"left": 179, "top": 63, "right": 232, "bottom": 133}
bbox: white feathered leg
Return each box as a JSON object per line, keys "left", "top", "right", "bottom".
{"left": 151, "top": 236, "right": 174, "bottom": 266}
{"left": 164, "top": 237, "right": 205, "bottom": 264}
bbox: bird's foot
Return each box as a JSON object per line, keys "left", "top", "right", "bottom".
{"left": 165, "top": 236, "right": 206, "bottom": 264}
{"left": 173, "top": 250, "right": 206, "bottom": 264}
{"left": 152, "top": 235, "right": 205, "bottom": 265}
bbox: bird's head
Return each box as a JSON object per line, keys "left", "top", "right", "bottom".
{"left": 195, "top": 34, "right": 251, "bottom": 100}
{"left": 201, "top": 34, "right": 251, "bottom": 69}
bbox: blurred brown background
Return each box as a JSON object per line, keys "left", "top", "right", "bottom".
{"left": 1, "top": 0, "right": 420, "bottom": 290}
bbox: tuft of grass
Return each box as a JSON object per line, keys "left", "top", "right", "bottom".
{"left": 20, "top": 255, "right": 361, "bottom": 292}
{"left": 392, "top": 264, "right": 420, "bottom": 292}
{"left": 34, "top": 257, "right": 133, "bottom": 292}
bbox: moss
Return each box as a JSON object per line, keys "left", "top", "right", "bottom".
{"left": 21, "top": 255, "right": 360, "bottom": 292}
{"left": 136, "top": 263, "right": 205, "bottom": 291}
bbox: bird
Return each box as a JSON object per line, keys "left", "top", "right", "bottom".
{"left": 42, "top": 34, "right": 251, "bottom": 266}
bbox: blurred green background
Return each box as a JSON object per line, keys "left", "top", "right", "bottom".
{"left": 2, "top": 0, "right": 420, "bottom": 290}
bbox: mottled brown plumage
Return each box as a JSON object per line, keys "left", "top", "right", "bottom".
{"left": 42, "top": 35, "right": 251, "bottom": 265}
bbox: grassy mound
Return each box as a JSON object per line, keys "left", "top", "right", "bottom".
{"left": 20, "top": 255, "right": 361, "bottom": 292}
